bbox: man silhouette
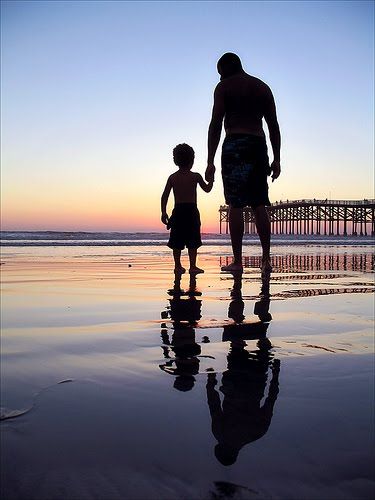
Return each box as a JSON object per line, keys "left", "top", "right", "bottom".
{"left": 206, "top": 53, "right": 281, "bottom": 273}
{"left": 206, "top": 273, "right": 280, "bottom": 466}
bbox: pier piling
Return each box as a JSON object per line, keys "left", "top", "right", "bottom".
{"left": 219, "top": 199, "right": 375, "bottom": 236}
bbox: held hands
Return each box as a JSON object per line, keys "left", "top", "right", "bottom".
{"left": 205, "top": 163, "right": 216, "bottom": 182}
{"left": 161, "top": 212, "right": 169, "bottom": 226}
{"left": 270, "top": 160, "right": 281, "bottom": 182}
{"left": 206, "top": 372, "right": 217, "bottom": 386}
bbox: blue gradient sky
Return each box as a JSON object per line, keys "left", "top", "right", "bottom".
{"left": 1, "top": 0, "right": 374, "bottom": 231}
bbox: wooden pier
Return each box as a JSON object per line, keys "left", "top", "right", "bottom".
{"left": 219, "top": 199, "right": 375, "bottom": 236}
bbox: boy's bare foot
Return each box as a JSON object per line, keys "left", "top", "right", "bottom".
{"left": 261, "top": 257, "right": 272, "bottom": 275}
{"left": 221, "top": 262, "right": 243, "bottom": 273}
{"left": 174, "top": 266, "right": 186, "bottom": 274}
{"left": 189, "top": 266, "right": 204, "bottom": 274}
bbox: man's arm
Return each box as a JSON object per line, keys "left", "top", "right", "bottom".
{"left": 206, "top": 373, "right": 222, "bottom": 418}
{"left": 196, "top": 173, "right": 213, "bottom": 193}
{"left": 206, "top": 84, "right": 225, "bottom": 181}
{"left": 263, "top": 87, "right": 281, "bottom": 182}
{"left": 161, "top": 177, "right": 172, "bottom": 225}
{"left": 260, "top": 359, "right": 280, "bottom": 420}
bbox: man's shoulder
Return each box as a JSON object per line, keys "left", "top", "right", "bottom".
{"left": 214, "top": 80, "right": 225, "bottom": 94}
{"left": 218, "top": 73, "right": 270, "bottom": 92}
{"left": 242, "top": 73, "right": 270, "bottom": 90}
{"left": 248, "top": 74, "right": 272, "bottom": 93}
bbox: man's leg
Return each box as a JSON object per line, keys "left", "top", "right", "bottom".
{"left": 254, "top": 205, "right": 272, "bottom": 273}
{"left": 222, "top": 206, "right": 244, "bottom": 271}
{"left": 229, "top": 206, "right": 244, "bottom": 264}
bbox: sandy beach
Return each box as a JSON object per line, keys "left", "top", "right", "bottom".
{"left": 1, "top": 240, "right": 374, "bottom": 500}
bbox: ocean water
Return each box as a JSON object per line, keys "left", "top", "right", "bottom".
{"left": 1, "top": 231, "right": 374, "bottom": 246}
{"left": 1, "top": 232, "right": 373, "bottom": 273}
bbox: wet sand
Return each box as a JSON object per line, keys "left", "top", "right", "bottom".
{"left": 1, "top": 245, "right": 374, "bottom": 499}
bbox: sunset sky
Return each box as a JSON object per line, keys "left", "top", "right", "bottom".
{"left": 1, "top": 0, "right": 373, "bottom": 232}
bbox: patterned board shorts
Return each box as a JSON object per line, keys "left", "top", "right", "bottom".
{"left": 168, "top": 203, "right": 202, "bottom": 250}
{"left": 221, "top": 134, "right": 271, "bottom": 209}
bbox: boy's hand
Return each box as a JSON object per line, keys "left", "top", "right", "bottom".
{"left": 161, "top": 213, "right": 169, "bottom": 225}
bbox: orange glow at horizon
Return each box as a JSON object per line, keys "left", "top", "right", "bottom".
{"left": 1, "top": 188, "right": 224, "bottom": 232}
{"left": 1, "top": 168, "right": 228, "bottom": 231}
{"left": 3, "top": 180, "right": 373, "bottom": 233}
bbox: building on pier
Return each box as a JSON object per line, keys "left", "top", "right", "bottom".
{"left": 219, "top": 199, "right": 375, "bottom": 236}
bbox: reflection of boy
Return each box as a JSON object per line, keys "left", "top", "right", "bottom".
{"left": 161, "top": 143, "right": 213, "bottom": 274}
{"left": 159, "top": 275, "right": 203, "bottom": 391}
{"left": 160, "top": 327, "right": 201, "bottom": 392}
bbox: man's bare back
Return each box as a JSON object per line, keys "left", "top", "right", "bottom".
{"left": 208, "top": 72, "right": 280, "bottom": 168}
{"left": 216, "top": 73, "right": 275, "bottom": 137}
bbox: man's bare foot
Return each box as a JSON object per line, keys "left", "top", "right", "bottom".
{"left": 189, "top": 266, "right": 204, "bottom": 274}
{"left": 174, "top": 266, "right": 186, "bottom": 274}
{"left": 261, "top": 257, "right": 272, "bottom": 275}
{"left": 221, "top": 262, "right": 243, "bottom": 273}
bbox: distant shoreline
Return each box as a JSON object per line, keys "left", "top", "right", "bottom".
{"left": 0, "top": 231, "right": 374, "bottom": 247}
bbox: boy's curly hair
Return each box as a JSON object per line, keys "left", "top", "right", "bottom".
{"left": 173, "top": 143, "right": 195, "bottom": 168}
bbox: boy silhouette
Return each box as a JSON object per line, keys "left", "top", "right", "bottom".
{"left": 161, "top": 143, "right": 213, "bottom": 274}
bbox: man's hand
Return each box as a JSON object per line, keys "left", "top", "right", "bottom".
{"left": 270, "top": 160, "right": 281, "bottom": 182}
{"left": 205, "top": 163, "right": 216, "bottom": 182}
{"left": 161, "top": 213, "right": 169, "bottom": 225}
{"left": 206, "top": 372, "right": 217, "bottom": 386}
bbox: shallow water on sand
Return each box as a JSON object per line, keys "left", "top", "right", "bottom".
{"left": 1, "top": 245, "right": 374, "bottom": 500}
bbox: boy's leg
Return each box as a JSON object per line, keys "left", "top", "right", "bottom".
{"left": 188, "top": 248, "right": 204, "bottom": 274}
{"left": 173, "top": 249, "right": 185, "bottom": 274}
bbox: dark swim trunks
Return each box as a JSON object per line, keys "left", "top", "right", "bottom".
{"left": 221, "top": 134, "right": 271, "bottom": 209}
{"left": 168, "top": 203, "right": 202, "bottom": 250}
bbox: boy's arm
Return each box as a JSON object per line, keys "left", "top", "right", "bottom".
{"left": 161, "top": 177, "right": 172, "bottom": 225}
{"left": 196, "top": 173, "right": 213, "bottom": 193}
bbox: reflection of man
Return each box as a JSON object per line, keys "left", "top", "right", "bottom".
{"left": 223, "top": 272, "right": 272, "bottom": 341}
{"left": 206, "top": 272, "right": 280, "bottom": 465}
{"left": 207, "top": 341, "right": 280, "bottom": 466}
{"left": 206, "top": 53, "right": 281, "bottom": 274}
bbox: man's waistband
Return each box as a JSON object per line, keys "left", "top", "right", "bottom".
{"left": 225, "top": 133, "right": 265, "bottom": 141}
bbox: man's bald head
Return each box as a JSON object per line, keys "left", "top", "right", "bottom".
{"left": 217, "top": 53, "right": 244, "bottom": 80}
